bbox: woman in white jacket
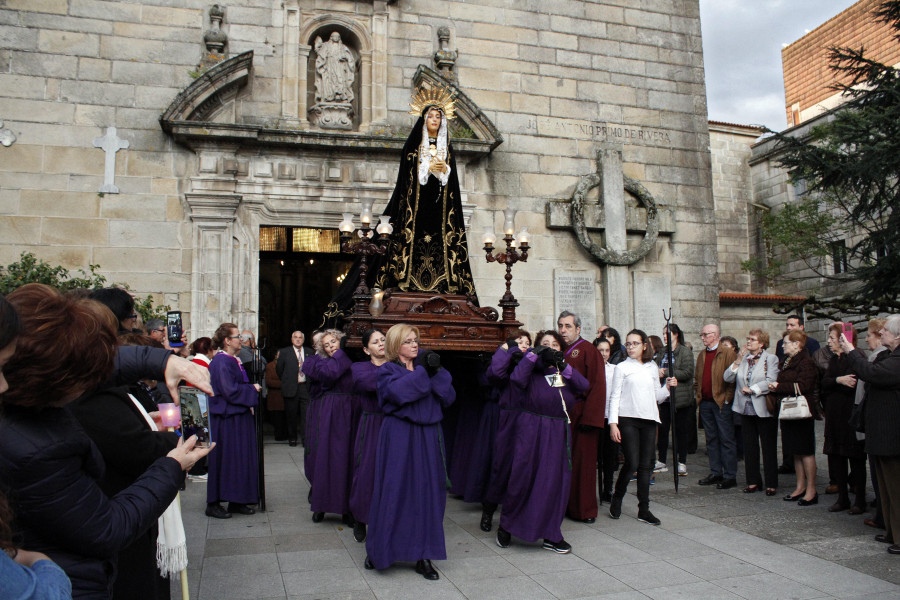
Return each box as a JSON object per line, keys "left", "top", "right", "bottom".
{"left": 724, "top": 329, "right": 780, "bottom": 496}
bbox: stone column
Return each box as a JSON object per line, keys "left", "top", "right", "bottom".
{"left": 281, "top": 4, "right": 301, "bottom": 123}
{"left": 297, "top": 44, "right": 311, "bottom": 128}
{"left": 599, "top": 144, "right": 632, "bottom": 331}
{"left": 370, "top": 8, "right": 389, "bottom": 127}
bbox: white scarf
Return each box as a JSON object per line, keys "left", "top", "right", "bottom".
{"left": 128, "top": 394, "right": 188, "bottom": 578}
{"left": 417, "top": 109, "right": 450, "bottom": 187}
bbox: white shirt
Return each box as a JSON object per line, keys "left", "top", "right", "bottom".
{"left": 608, "top": 357, "right": 670, "bottom": 424}
{"left": 604, "top": 362, "right": 623, "bottom": 420}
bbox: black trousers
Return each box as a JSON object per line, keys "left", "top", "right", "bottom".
{"left": 830, "top": 454, "right": 867, "bottom": 507}
{"left": 657, "top": 402, "right": 691, "bottom": 464}
{"left": 614, "top": 416, "right": 657, "bottom": 511}
{"left": 742, "top": 414, "right": 778, "bottom": 489}
{"left": 598, "top": 418, "right": 619, "bottom": 497}
{"left": 284, "top": 383, "right": 310, "bottom": 444}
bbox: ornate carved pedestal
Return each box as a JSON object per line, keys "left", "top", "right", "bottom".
{"left": 343, "top": 291, "right": 522, "bottom": 352}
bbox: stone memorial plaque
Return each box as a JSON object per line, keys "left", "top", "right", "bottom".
{"left": 554, "top": 270, "right": 597, "bottom": 337}
{"left": 632, "top": 273, "right": 671, "bottom": 336}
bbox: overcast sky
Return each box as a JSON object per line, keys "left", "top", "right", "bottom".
{"left": 699, "top": 0, "right": 858, "bottom": 130}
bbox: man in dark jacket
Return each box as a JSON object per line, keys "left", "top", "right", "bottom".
{"left": 276, "top": 330, "right": 313, "bottom": 447}
{"left": 695, "top": 323, "right": 738, "bottom": 489}
{"left": 842, "top": 315, "right": 900, "bottom": 555}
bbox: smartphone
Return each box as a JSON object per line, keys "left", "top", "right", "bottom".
{"left": 841, "top": 322, "right": 854, "bottom": 340}
{"left": 166, "top": 310, "right": 184, "bottom": 347}
{"left": 178, "top": 386, "right": 212, "bottom": 448}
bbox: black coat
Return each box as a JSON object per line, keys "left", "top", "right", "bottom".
{"left": 275, "top": 345, "right": 313, "bottom": 398}
{"left": 0, "top": 402, "right": 182, "bottom": 600}
{"left": 772, "top": 349, "right": 820, "bottom": 417}
{"left": 848, "top": 346, "right": 900, "bottom": 457}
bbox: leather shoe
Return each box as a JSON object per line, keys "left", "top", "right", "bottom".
{"left": 312, "top": 512, "right": 325, "bottom": 523}
{"left": 364, "top": 556, "right": 374, "bottom": 570}
{"left": 415, "top": 559, "right": 439, "bottom": 580}
{"left": 876, "top": 534, "right": 893, "bottom": 544}
{"left": 888, "top": 545, "right": 900, "bottom": 555}
{"left": 609, "top": 495, "right": 622, "bottom": 519}
{"left": 353, "top": 521, "right": 366, "bottom": 543}
{"left": 205, "top": 504, "right": 231, "bottom": 519}
{"left": 698, "top": 475, "right": 723, "bottom": 486}
{"left": 825, "top": 484, "right": 839, "bottom": 495}
{"left": 288, "top": 439, "right": 297, "bottom": 447}
{"left": 848, "top": 505, "right": 866, "bottom": 515}
{"left": 828, "top": 501, "right": 851, "bottom": 513}
{"left": 742, "top": 485, "right": 760, "bottom": 493}
{"left": 582, "top": 517, "right": 596, "bottom": 524}
{"left": 783, "top": 492, "right": 804, "bottom": 502}
{"left": 480, "top": 509, "right": 493, "bottom": 532}
{"left": 864, "top": 518, "right": 884, "bottom": 529}
{"left": 798, "top": 494, "right": 818, "bottom": 506}
{"left": 716, "top": 478, "right": 737, "bottom": 490}
{"left": 765, "top": 488, "right": 777, "bottom": 496}
{"left": 227, "top": 503, "right": 256, "bottom": 515}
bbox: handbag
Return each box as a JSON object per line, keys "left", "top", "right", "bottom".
{"left": 848, "top": 393, "right": 866, "bottom": 433}
{"left": 779, "top": 383, "right": 812, "bottom": 420}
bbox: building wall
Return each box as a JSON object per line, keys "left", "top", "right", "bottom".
{"left": 0, "top": 0, "right": 719, "bottom": 339}
{"left": 782, "top": 0, "right": 900, "bottom": 126}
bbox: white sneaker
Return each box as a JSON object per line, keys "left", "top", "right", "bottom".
{"left": 653, "top": 461, "right": 668, "bottom": 473}
{"left": 677, "top": 463, "right": 687, "bottom": 476}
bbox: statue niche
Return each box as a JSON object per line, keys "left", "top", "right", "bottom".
{"left": 308, "top": 30, "right": 359, "bottom": 130}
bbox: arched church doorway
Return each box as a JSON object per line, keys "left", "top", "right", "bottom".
{"left": 258, "top": 225, "right": 353, "bottom": 359}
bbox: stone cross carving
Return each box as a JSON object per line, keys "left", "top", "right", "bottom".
{"left": 93, "top": 126, "right": 129, "bottom": 194}
{"left": 309, "top": 32, "right": 356, "bottom": 130}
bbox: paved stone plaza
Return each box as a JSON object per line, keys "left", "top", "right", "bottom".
{"left": 173, "top": 423, "right": 900, "bottom": 600}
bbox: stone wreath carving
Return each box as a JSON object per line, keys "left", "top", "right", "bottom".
{"left": 570, "top": 172, "right": 659, "bottom": 266}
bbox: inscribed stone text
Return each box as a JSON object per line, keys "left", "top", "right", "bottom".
{"left": 554, "top": 270, "right": 597, "bottom": 337}
{"left": 527, "top": 117, "right": 672, "bottom": 145}
{"left": 632, "top": 273, "right": 671, "bottom": 337}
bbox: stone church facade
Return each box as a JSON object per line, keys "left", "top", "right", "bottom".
{"left": 1, "top": 0, "right": 732, "bottom": 345}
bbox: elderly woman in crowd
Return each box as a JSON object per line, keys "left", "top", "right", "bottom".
{"left": 841, "top": 314, "right": 900, "bottom": 554}
{"left": 862, "top": 318, "right": 889, "bottom": 530}
{"left": 769, "top": 329, "right": 820, "bottom": 506}
{"left": 496, "top": 330, "right": 588, "bottom": 554}
{"left": 302, "top": 329, "right": 354, "bottom": 525}
{"left": 822, "top": 323, "right": 867, "bottom": 513}
{"left": 365, "top": 324, "right": 455, "bottom": 580}
{"left": 608, "top": 330, "right": 675, "bottom": 526}
{"left": 725, "top": 329, "right": 780, "bottom": 495}
{"left": 0, "top": 285, "right": 210, "bottom": 599}
{"left": 206, "top": 322, "right": 260, "bottom": 520}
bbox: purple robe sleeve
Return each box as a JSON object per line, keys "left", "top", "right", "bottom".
{"left": 378, "top": 364, "right": 431, "bottom": 409}
{"left": 563, "top": 363, "right": 589, "bottom": 395}
{"left": 486, "top": 346, "right": 516, "bottom": 384}
{"left": 510, "top": 352, "right": 539, "bottom": 390}
{"left": 429, "top": 367, "right": 456, "bottom": 408}
{"left": 351, "top": 361, "right": 378, "bottom": 394}
{"left": 209, "top": 355, "right": 258, "bottom": 416}
{"left": 303, "top": 349, "right": 352, "bottom": 386}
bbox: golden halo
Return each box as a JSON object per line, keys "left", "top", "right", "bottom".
{"left": 408, "top": 85, "right": 457, "bottom": 121}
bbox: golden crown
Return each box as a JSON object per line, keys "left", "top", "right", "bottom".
{"left": 408, "top": 85, "right": 457, "bottom": 121}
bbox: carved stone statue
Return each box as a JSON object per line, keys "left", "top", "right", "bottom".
{"left": 309, "top": 32, "right": 356, "bottom": 130}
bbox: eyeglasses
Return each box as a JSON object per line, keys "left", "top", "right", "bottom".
{"left": 127, "top": 314, "right": 138, "bottom": 320}
{"left": 228, "top": 335, "right": 242, "bottom": 340}
{"left": 624, "top": 341, "right": 644, "bottom": 348}
{"left": 155, "top": 328, "right": 165, "bottom": 333}
{"left": 401, "top": 339, "right": 419, "bottom": 345}
{"left": 700, "top": 332, "right": 717, "bottom": 338}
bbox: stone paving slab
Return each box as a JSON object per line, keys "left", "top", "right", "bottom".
{"left": 170, "top": 433, "right": 900, "bottom": 600}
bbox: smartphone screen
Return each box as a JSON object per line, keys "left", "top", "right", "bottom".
{"left": 178, "top": 386, "right": 212, "bottom": 448}
{"left": 166, "top": 311, "right": 184, "bottom": 347}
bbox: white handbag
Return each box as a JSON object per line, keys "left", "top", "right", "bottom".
{"left": 779, "top": 383, "right": 812, "bottom": 420}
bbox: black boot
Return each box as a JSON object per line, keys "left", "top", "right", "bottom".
{"left": 415, "top": 559, "right": 439, "bottom": 580}
{"left": 353, "top": 521, "right": 367, "bottom": 542}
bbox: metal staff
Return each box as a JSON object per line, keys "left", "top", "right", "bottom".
{"left": 250, "top": 345, "right": 267, "bottom": 512}
{"left": 663, "top": 308, "right": 679, "bottom": 493}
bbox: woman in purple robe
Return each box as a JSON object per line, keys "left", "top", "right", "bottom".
{"left": 364, "top": 324, "right": 455, "bottom": 581}
{"left": 207, "top": 322, "right": 260, "bottom": 519}
{"left": 349, "top": 328, "right": 387, "bottom": 543}
{"left": 302, "top": 329, "right": 354, "bottom": 524}
{"left": 303, "top": 330, "right": 324, "bottom": 493}
{"left": 480, "top": 329, "right": 532, "bottom": 532}
{"left": 496, "top": 330, "right": 588, "bottom": 554}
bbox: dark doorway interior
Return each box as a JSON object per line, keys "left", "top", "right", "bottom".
{"left": 258, "top": 226, "right": 353, "bottom": 360}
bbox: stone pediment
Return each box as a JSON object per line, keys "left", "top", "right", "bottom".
{"left": 159, "top": 52, "right": 502, "bottom": 159}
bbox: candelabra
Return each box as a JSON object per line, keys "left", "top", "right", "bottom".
{"left": 482, "top": 207, "right": 530, "bottom": 323}
{"left": 338, "top": 198, "right": 393, "bottom": 316}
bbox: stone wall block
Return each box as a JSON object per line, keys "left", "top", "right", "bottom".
{"left": 0, "top": 74, "right": 48, "bottom": 100}
{"left": 77, "top": 57, "right": 112, "bottom": 81}
{"left": 2, "top": 144, "right": 44, "bottom": 173}
{"left": 0, "top": 25, "right": 38, "bottom": 51}
{"left": 521, "top": 172, "right": 579, "bottom": 198}
{"left": 448, "top": 2, "right": 502, "bottom": 22}
{"left": 113, "top": 22, "right": 198, "bottom": 45}
{"left": 21, "top": 190, "right": 101, "bottom": 218}
{"left": 109, "top": 219, "right": 179, "bottom": 248}
{"left": 69, "top": 0, "right": 141, "bottom": 23}
{"left": 0, "top": 216, "right": 41, "bottom": 244}
{"left": 38, "top": 30, "right": 99, "bottom": 56}
{"left": 510, "top": 93, "right": 550, "bottom": 115}
{"left": 550, "top": 15, "right": 608, "bottom": 38}
{"left": 5, "top": 0, "right": 68, "bottom": 14}
{"left": 522, "top": 74, "right": 576, "bottom": 99}
{"left": 584, "top": 3, "right": 625, "bottom": 24}
{"left": 556, "top": 49, "right": 592, "bottom": 69}
{"left": 93, "top": 246, "right": 182, "bottom": 273}
{"left": 112, "top": 61, "right": 178, "bottom": 87}
{"left": 101, "top": 193, "right": 167, "bottom": 220}
{"left": 0, "top": 188, "right": 20, "bottom": 215}
{"left": 100, "top": 36, "right": 197, "bottom": 66}
{"left": 141, "top": 5, "right": 204, "bottom": 28}
{"left": 624, "top": 8, "right": 671, "bottom": 31}
{"left": 41, "top": 216, "right": 107, "bottom": 245}
{"left": 59, "top": 80, "right": 134, "bottom": 107}
{"left": 538, "top": 30, "right": 578, "bottom": 50}
{"left": 471, "top": 22, "right": 538, "bottom": 45}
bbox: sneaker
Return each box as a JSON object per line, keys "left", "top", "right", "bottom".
{"left": 609, "top": 495, "right": 622, "bottom": 519}
{"left": 542, "top": 539, "right": 572, "bottom": 554}
{"left": 496, "top": 526, "right": 511, "bottom": 548}
{"left": 637, "top": 510, "right": 661, "bottom": 526}
{"left": 649, "top": 475, "right": 656, "bottom": 485}
{"left": 677, "top": 463, "right": 687, "bottom": 476}
{"left": 653, "top": 461, "right": 668, "bottom": 473}
{"left": 630, "top": 472, "right": 638, "bottom": 481}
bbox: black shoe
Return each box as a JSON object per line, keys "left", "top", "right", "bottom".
{"left": 637, "top": 510, "right": 661, "bottom": 526}
{"left": 783, "top": 492, "right": 804, "bottom": 501}
{"left": 353, "top": 521, "right": 367, "bottom": 543}
{"left": 227, "top": 502, "right": 256, "bottom": 515}
{"left": 716, "top": 478, "right": 737, "bottom": 490}
{"left": 542, "top": 539, "right": 572, "bottom": 554}
{"left": 480, "top": 510, "right": 493, "bottom": 532}
{"left": 777, "top": 464, "right": 795, "bottom": 475}
{"left": 364, "top": 556, "right": 374, "bottom": 570}
{"left": 609, "top": 495, "right": 622, "bottom": 519}
{"left": 888, "top": 544, "right": 900, "bottom": 555}
{"left": 875, "top": 534, "right": 894, "bottom": 544}
{"left": 312, "top": 511, "right": 325, "bottom": 523}
{"left": 288, "top": 439, "right": 297, "bottom": 447}
{"left": 698, "top": 475, "right": 723, "bottom": 486}
{"left": 797, "top": 494, "right": 819, "bottom": 506}
{"left": 415, "top": 559, "right": 439, "bottom": 580}
{"left": 205, "top": 503, "right": 231, "bottom": 519}
{"left": 601, "top": 491, "right": 612, "bottom": 504}
{"left": 582, "top": 517, "right": 596, "bottom": 524}
{"left": 496, "top": 526, "right": 511, "bottom": 548}
{"left": 342, "top": 513, "right": 355, "bottom": 526}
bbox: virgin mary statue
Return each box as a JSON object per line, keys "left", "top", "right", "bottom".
{"left": 325, "top": 87, "right": 478, "bottom": 324}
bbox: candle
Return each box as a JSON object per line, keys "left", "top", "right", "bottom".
{"left": 158, "top": 403, "right": 181, "bottom": 428}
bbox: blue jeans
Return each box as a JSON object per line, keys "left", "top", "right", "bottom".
{"left": 699, "top": 400, "right": 737, "bottom": 480}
